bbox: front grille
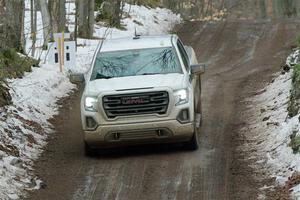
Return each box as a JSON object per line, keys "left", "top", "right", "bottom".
{"left": 105, "top": 129, "right": 172, "bottom": 141}
{"left": 103, "top": 91, "right": 169, "bottom": 118}
{"left": 119, "top": 131, "right": 159, "bottom": 140}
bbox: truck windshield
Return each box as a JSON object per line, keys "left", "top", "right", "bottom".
{"left": 90, "top": 47, "right": 182, "bottom": 80}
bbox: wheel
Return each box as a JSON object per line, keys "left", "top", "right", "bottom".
{"left": 195, "top": 79, "right": 203, "bottom": 127}
{"left": 184, "top": 127, "right": 199, "bottom": 150}
{"left": 185, "top": 97, "right": 200, "bottom": 150}
{"left": 84, "top": 142, "right": 97, "bottom": 157}
{"left": 197, "top": 100, "right": 203, "bottom": 127}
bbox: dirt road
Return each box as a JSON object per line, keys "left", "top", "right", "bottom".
{"left": 27, "top": 19, "right": 300, "bottom": 200}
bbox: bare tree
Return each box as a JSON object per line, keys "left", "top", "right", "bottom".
{"left": 0, "top": 0, "right": 25, "bottom": 52}
{"left": 48, "top": 0, "right": 67, "bottom": 33}
{"left": 39, "top": 0, "right": 51, "bottom": 47}
{"left": 78, "top": 0, "right": 94, "bottom": 38}
{"left": 112, "top": 0, "right": 122, "bottom": 27}
{"left": 31, "top": 0, "right": 37, "bottom": 56}
{"left": 74, "top": 0, "right": 78, "bottom": 49}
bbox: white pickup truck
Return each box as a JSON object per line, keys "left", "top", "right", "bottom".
{"left": 75, "top": 35, "right": 205, "bottom": 155}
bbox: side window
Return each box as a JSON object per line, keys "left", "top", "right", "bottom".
{"left": 177, "top": 39, "right": 190, "bottom": 71}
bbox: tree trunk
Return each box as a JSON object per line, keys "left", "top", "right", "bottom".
{"left": 88, "top": 0, "right": 94, "bottom": 35}
{"left": 78, "top": 0, "right": 94, "bottom": 38}
{"left": 0, "top": 0, "right": 25, "bottom": 52}
{"left": 31, "top": 0, "right": 37, "bottom": 56}
{"left": 39, "top": 0, "right": 51, "bottom": 47}
{"left": 112, "top": 0, "right": 122, "bottom": 27}
{"left": 48, "top": 0, "right": 66, "bottom": 33}
{"left": 74, "top": 0, "right": 78, "bottom": 50}
{"left": 20, "top": 0, "right": 25, "bottom": 53}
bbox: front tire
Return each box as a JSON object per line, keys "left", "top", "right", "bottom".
{"left": 84, "top": 142, "right": 96, "bottom": 157}
{"left": 185, "top": 91, "right": 201, "bottom": 150}
{"left": 184, "top": 127, "right": 199, "bottom": 150}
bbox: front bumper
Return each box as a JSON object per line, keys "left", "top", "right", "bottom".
{"left": 84, "top": 120, "right": 194, "bottom": 148}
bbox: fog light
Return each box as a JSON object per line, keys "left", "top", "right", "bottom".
{"left": 182, "top": 110, "right": 188, "bottom": 120}
{"left": 86, "top": 117, "right": 97, "bottom": 130}
{"left": 177, "top": 109, "right": 190, "bottom": 124}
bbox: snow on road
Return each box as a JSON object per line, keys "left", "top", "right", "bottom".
{"left": 0, "top": 3, "right": 181, "bottom": 200}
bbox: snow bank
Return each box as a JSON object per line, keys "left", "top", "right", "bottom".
{"left": 244, "top": 50, "right": 300, "bottom": 199}
{"left": 94, "top": 4, "right": 181, "bottom": 38}
{"left": 0, "top": 65, "right": 75, "bottom": 200}
{"left": 1, "top": 2, "right": 181, "bottom": 200}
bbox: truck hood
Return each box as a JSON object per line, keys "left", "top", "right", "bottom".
{"left": 86, "top": 73, "right": 186, "bottom": 95}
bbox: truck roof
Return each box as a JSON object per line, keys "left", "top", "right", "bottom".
{"left": 100, "top": 35, "right": 177, "bottom": 52}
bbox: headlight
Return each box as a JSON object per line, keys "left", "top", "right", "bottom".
{"left": 85, "top": 97, "right": 98, "bottom": 111}
{"left": 174, "top": 89, "right": 189, "bottom": 106}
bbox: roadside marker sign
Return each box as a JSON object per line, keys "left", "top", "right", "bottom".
{"left": 47, "top": 33, "right": 76, "bottom": 72}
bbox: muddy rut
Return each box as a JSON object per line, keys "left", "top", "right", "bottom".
{"left": 27, "top": 19, "right": 300, "bottom": 200}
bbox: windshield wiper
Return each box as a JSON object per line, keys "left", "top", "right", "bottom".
{"left": 96, "top": 73, "right": 113, "bottom": 79}
{"left": 140, "top": 73, "right": 160, "bottom": 76}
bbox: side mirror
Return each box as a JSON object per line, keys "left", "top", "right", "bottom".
{"left": 70, "top": 73, "right": 85, "bottom": 84}
{"left": 191, "top": 63, "right": 206, "bottom": 75}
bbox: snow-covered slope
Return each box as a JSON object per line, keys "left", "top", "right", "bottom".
{"left": 0, "top": 3, "right": 181, "bottom": 200}
{"left": 243, "top": 50, "right": 300, "bottom": 199}
{"left": 0, "top": 65, "right": 75, "bottom": 199}
{"left": 94, "top": 4, "right": 181, "bottom": 38}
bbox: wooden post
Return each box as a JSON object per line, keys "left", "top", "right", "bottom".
{"left": 61, "top": 32, "right": 65, "bottom": 71}
{"left": 57, "top": 37, "right": 63, "bottom": 72}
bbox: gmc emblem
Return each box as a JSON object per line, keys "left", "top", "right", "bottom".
{"left": 122, "top": 97, "right": 147, "bottom": 105}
